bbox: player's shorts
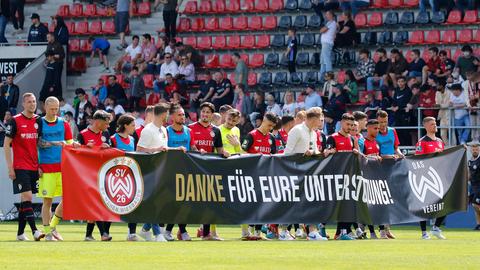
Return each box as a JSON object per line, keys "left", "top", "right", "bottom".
{"left": 470, "top": 185, "right": 480, "bottom": 204}
{"left": 13, "top": 169, "right": 39, "bottom": 194}
{"left": 38, "top": 172, "right": 62, "bottom": 198}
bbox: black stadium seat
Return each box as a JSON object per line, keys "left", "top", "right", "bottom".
{"left": 400, "top": 11, "right": 414, "bottom": 25}
{"left": 290, "top": 72, "right": 303, "bottom": 85}
{"left": 309, "top": 52, "right": 320, "bottom": 67}
{"left": 308, "top": 15, "right": 322, "bottom": 28}
{"left": 265, "top": 52, "right": 279, "bottom": 67}
{"left": 315, "top": 34, "right": 322, "bottom": 46}
{"left": 378, "top": 31, "right": 393, "bottom": 45}
{"left": 298, "top": 0, "right": 312, "bottom": 10}
{"left": 271, "top": 34, "right": 285, "bottom": 47}
{"left": 363, "top": 32, "right": 377, "bottom": 45}
{"left": 431, "top": 11, "right": 445, "bottom": 24}
{"left": 300, "top": 33, "right": 315, "bottom": 47}
{"left": 285, "top": 0, "right": 298, "bottom": 10}
{"left": 280, "top": 54, "right": 289, "bottom": 66}
{"left": 416, "top": 11, "right": 430, "bottom": 24}
{"left": 385, "top": 12, "right": 399, "bottom": 25}
{"left": 274, "top": 72, "right": 288, "bottom": 86}
{"left": 394, "top": 31, "right": 408, "bottom": 45}
{"left": 296, "top": 52, "right": 309, "bottom": 66}
{"left": 293, "top": 15, "right": 307, "bottom": 29}
{"left": 259, "top": 72, "right": 272, "bottom": 86}
{"left": 279, "top": 16, "right": 292, "bottom": 29}
{"left": 304, "top": 71, "right": 318, "bottom": 84}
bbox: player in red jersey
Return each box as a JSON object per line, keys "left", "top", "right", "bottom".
{"left": 415, "top": 117, "right": 447, "bottom": 240}
{"left": 279, "top": 115, "right": 295, "bottom": 144}
{"left": 272, "top": 116, "right": 286, "bottom": 154}
{"left": 189, "top": 102, "right": 226, "bottom": 241}
{"left": 77, "top": 110, "right": 113, "bottom": 241}
{"left": 3, "top": 93, "right": 44, "bottom": 241}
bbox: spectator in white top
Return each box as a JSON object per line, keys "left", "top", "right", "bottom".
{"left": 158, "top": 52, "right": 179, "bottom": 82}
{"left": 281, "top": 91, "right": 298, "bottom": 117}
{"left": 449, "top": 84, "right": 470, "bottom": 144}
{"left": 59, "top": 97, "right": 74, "bottom": 117}
{"left": 320, "top": 10, "right": 337, "bottom": 81}
{"left": 265, "top": 94, "right": 282, "bottom": 116}
{"left": 104, "top": 96, "right": 126, "bottom": 116}
{"left": 115, "top": 35, "right": 142, "bottom": 74}
{"left": 177, "top": 54, "right": 195, "bottom": 82}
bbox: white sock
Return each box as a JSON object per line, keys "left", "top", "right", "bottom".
{"left": 341, "top": 229, "right": 347, "bottom": 235}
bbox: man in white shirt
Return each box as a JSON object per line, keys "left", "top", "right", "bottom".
{"left": 265, "top": 94, "right": 282, "bottom": 116}
{"left": 159, "top": 53, "right": 179, "bottom": 82}
{"left": 104, "top": 96, "right": 125, "bottom": 116}
{"left": 320, "top": 10, "right": 336, "bottom": 81}
{"left": 449, "top": 84, "right": 471, "bottom": 144}
{"left": 115, "top": 35, "right": 142, "bottom": 74}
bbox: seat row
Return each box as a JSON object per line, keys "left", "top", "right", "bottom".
{"left": 182, "top": 0, "right": 285, "bottom": 15}
{"left": 64, "top": 20, "right": 128, "bottom": 36}
{"left": 57, "top": 3, "right": 151, "bottom": 18}
{"left": 183, "top": 34, "right": 271, "bottom": 50}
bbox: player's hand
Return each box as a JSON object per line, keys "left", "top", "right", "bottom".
{"left": 71, "top": 142, "right": 81, "bottom": 148}
{"left": 158, "top": 146, "right": 167, "bottom": 152}
{"left": 304, "top": 150, "right": 314, "bottom": 156}
{"left": 38, "top": 168, "right": 43, "bottom": 177}
{"left": 199, "top": 149, "right": 207, "bottom": 155}
{"left": 395, "top": 153, "right": 405, "bottom": 159}
{"left": 101, "top": 143, "right": 110, "bottom": 149}
{"left": 8, "top": 167, "right": 15, "bottom": 181}
{"left": 222, "top": 151, "right": 231, "bottom": 158}
{"left": 86, "top": 142, "right": 95, "bottom": 148}
{"left": 353, "top": 149, "right": 359, "bottom": 155}
{"left": 227, "top": 134, "right": 240, "bottom": 147}
{"left": 178, "top": 146, "right": 187, "bottom": 153}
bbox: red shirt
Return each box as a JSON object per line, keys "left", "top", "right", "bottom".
{"left": 241, "top": 129, "right": 277, "bottom": 154}
{"left": 135, "top": 125, "right": 145, "bottom": 139}
{"left": 415, "top": 136, "right": 444, "bottom": 155}
{"left": 5, "top": 113, "right": 39, "bottom": 171}
{"left": 326, "top": 132, "right": 354, "bottom": 152}
{"left": 78, "top": 128, "right": 110, "bottom": 146}
{"left": 279, "top": 129, "right": 288, "bottom": 143}
{"left": 426, "top": 56, "right": 441, "bottom": 72}
{"left": 419, "top": 89, "right": 438, "bottom": 118}
{"left": 363, "top": 137, "right": 380, "bottom": 155}
{"left": 188, "top": 122, "right": 222, "bottom": 153}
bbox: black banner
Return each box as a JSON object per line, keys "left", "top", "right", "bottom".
{"left": 0, "top": 58, "right": 35, "bottom": 80}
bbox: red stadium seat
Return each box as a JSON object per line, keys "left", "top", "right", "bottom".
{"left": 408, "top": 30, "right": 424, "bottom": 44}
{"left": 474, "top": 30, "right": 480, "bottom": 43}
{"left": 404, "top": 0, "right": 419, "bottom": 7}
{"left": 354, "top": 13, "right": 367, "bottom": 28}
{"left": 68, "top": 39, "right": 80, "bottom": 52}
{"left": 372, "top": 0, "right": 388, "bottom": 8}
{"left": 337, "top": 70, "right": 346, "bottom": 84}
{"left": 226, "top": 0, "right": 240, "bottom": 12}
{"left": 143, "top": 74, "right": 154, "bottom": 89}
{"left": 75, "top": 21, "right": 89, "bottom": 35}
{"left": 442, "top": 30, "right": 457, "bottom": 44}
{"left": 227, "top": 35, "right": 240, "bottom": 49}
{"left": 131, "top": 3, "right": 139, "bottom": 16}
{"left": 205, "top": 17, "right": 219, "bottom": 31}
{"left": 178, "top": 17, "right": 190, "bottom": 32}
{"left": 264, "top": 16, "right": 277, "bottom": 30}
{"left": 219, "top": 17, "right": 233, "bottom": 31}
{"left": 458, "top": 29, "right": 472, "bottom": 43}
{"left": 249, "top": 16, "right": 262, "bottom": 30}
{"left": 233, "top": 16, "right": 248, "bottom": 30}
{"left": 405, "top": 50, "right": 413, "bottom": 63}
{"left": 220, "top": 54, "right": 235, "bottom": 68}
{"left": 212, "top": 36, "right": 226, "bottom": 49}
{"left": 240, "top": 53, "right": 249, "bottom": 66}
{"left": 84, "top": 4, "right": 97, "bottom": 17}
{"left": 212, "top": 0, "right": 226, "bottom": 13}
{"left": 89, "top": 21, "right": 102, "bottom": 34}
{"left": 204, "top": 54, "right": 219, "bottom": 68}
{"left": 190, "top": 18, "right": 205, "bottom": 32}
{"left": 425, "top": 30, "right": 440, "bottom": 44}
{"left": 453, "top": 48, "right": 462, "bottom": 61}
{"left": 183, "top": 1, "right": 198, "bottom": 14}
{"left": 421, "top": 47, "right": 430, "bottom": 61}
{"left": 250, "top": 53, "right": 264, "bottom": 68}
{"left": 183, "top": 36, "right": 197, "bottom": 48}
{"left": 248, "top": 73, "right": 257, "bottom": 87}
{"left": 137, "top": 2, "right": 151, "bottom": 15}
{"left": 80, "top": 39, "right": 92, "bottom": 52}
{"left": 389, "top": 0, "right": 404, "bottom": 7}
{"left": 73, "top": 56, "right": 87, "bottom": 73}
{"left": 256, "top": 34, "right": 270, "bottom": 48}
{"left": 240, "top": 35, "right": 255, "bottom": 48}
{"left": 462, "top": 10, "right": 478, "bottom": 24}
{"left": 96, "top": 7, "right": 108, "bottom": 17}
{"left": 70, "top": 3, "right": 83, "bottom": 17}
{"left": 269, "top": 0, "right": 284, "bottom": 11}
{"left": 241, "top": 0, "right": 254, "bottom": 11}
{"left": 57, "top": 5, "right": 70, "bottom": 17}
{"left": 197, "top": 36, "right": 212, "bottom": 50}
{"left": 65, "top": 21, "right": 75, "bottom": 34}
{"left": 474, "top": 48, "right": 480, "bottom": 58}
{"left": 446, "top": 10, "right": 462, "bottom": 24}
{"left": 116, "top": 74, "right": 129, "bottom": 89}
{"left": 368, "top": 12, "right": 383, "bottom": 27}
{"left": 199, "top": 0, "right": 212, "bottom": 13}
{"left": 102, "top": 20, "right": 115, "bottom": 34}
{"left": 255, "top": 0, "right": 269, "bottom": 12}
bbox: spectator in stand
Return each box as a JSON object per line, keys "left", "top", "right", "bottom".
{"left": 343, "top": 70, "right": 358, "bottom": 104}
{"left": 163, "top": 73, "right": 187, "bottom": 106}
{"left": 115, "top": 0, "right": 130, "bottom": 50}
{"left": 435, "top": 82, "right": 452, "bottom": 144}
{"left": 232, "top": 83, "right": 253, "bottom": 116}
{"left": 335, "top": 10, "right": 356, "bottom": 49}
{"left": 59, "top": 97, "right": 74, "bottom": 117}
{"left": 385, "top": 49, "right": 408, "bottom": 88}
{"left": 450, "top": 83, "right": 470, "bottom": 144}
{"left": 138, "top": 33, "right": 158, "bottom": 74}
{"left": 176, "top": 41, "right": 202, "bottom": 68}
{"left": 419, "top": 77, "right": 438, "bottom": 119}
{"left": 0, "top": 74, "right": 19, "bottom": 114}
{"left": 463, "top": 71, "right": 480, "bottom": 140}
{"left": 380, "top": 86, "right": 395, "bottom": 124}
{"left": 238, "top": 113, "right": 254, "bottom": 142}
{"left": 63, "top": 111, "right": 78, "bottom": 140}
{"left": 407, "top": 49, "right": 426, "bottom": 78}
{"left": 392, "top": 76, "right": 413, "bottom": 145}
{"left": 190, "top": 71, "right": 215, "bottom": 113}
{"left": 354, "top": 49, "right": 375, "bottom": 84}
{"left": 88, "top": 37, "right": 111, "bottom": 73}
{"left": 115, "top": 35, "right": 142, "bottom": 74}
{"left": 107, "top": 75, "right": 127, "bottom": 107}
{"left": 285, "top": 27, "right": 298, "bottom": 74}
{"left": 105, "top": 95, "right": 126, "bottom": 116}
{"left": 164, "top": 38, "right": 176, "bottom": 55}
{"left": 51, "top": 16, "right": 69, "bottom": 46}
{"left": 177, "top": 54, "right": 195, "bottom": 84}
{"left": 305, "top": 84, "right": 323, "bottom": 109}
{"left": 321, "top": 71, "right": 336, "bottom": 101}
{"left": 0, "top": 110, "right": 11, "bottom": 145}
{"left": 27, "top": 13, "right": 48, "bottom": 43}
{"left": 265, "top": 94, "right": 282, "bottom": 116}
{"left": 422, "top": 47, "right": 441, "bottom": 85}
{"left": 311, "top": 0, "right": 339, "bottom": 20}
{"left": 156, "top": 52, "right": 178, "bottom": 88}
{"left": 92, "top": 78, "right": 108, "bottom": 106}
{"left": 211, "top": 72, "right": 233, "bottom": 110}
{"left": 39, "top": 52, "right": 62, "bottom": 103}
{"left": 74, "top": 88, "right": 94, "bottom": 131}
{"left": 162, "top": 0, "right": 181, "bottom": 41}
{"left": 281, "top": 91, "right": 298, "bottom": 117}
{"left": 405, "top": 83, "right": 421, "bottom": 139}
{"left": 340, "top": 0, "right": 370, "bottom": 16}
{"left": 125, "top": 66, "right": 145, "bottom": 112}
{"left": 0, "top": 0, "right": 10, "bottom": 43}
{"left": 419, "top": 0, "right": 439, "bottom": 12}
{"left": 10, "top": 0, "right": 25, "bottom": 35}
{"left": 250, "top": 91, "right": 266, "bottom": 124}
{"left": 45, "top": 32, "right": 65, "bottom": 94}
{"left": 455, "top": 45, "right": 480, "bottom": 80}
{"left": 367, "top": 48, "right": 389, "bottom": 91}
{"left": 437, "top": 50, "right": 455, "bottom": 85}
{"left": 319, "top": 10, "right": 337, "bottom": 81}
{"left": 324, "top": 83, "right": 347, "bottom": 133}
{"left": 233, "top": 53, "right": 248, "bottom": 88}
{"left": 364, "top": 92, "right": 381, "bottom": 119}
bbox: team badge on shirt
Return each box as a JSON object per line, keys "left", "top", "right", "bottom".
{"left": 101, "top": 136, "right": 106, "bottom": 142}
{"left": 34, "top": 123, "right": 39, "bottom": 129}
{"left": 210, "top": 131, "right": 215, "bottom": 138}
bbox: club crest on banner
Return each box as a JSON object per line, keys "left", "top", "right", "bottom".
{"left": 98, "top": 157, "right": 144, "bottom": 215}
{"left": 408, "top": 166, "right": 444, "bottom": 203}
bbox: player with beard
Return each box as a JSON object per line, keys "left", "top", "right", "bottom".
{"left": 4, "top": 93, "right": 45, "bottom": 241}
{"left": 189, "top": 102, "right": 227, "bottom": 241}
{"left": 415, "top": 117, "right": 446, "bottom": 240}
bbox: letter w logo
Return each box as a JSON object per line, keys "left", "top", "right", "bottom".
{"left": 107, "top": 173, "right": 133, "bottom": 198}
{"left": 408, "top": 167, "right": 444, "bottom": 203}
